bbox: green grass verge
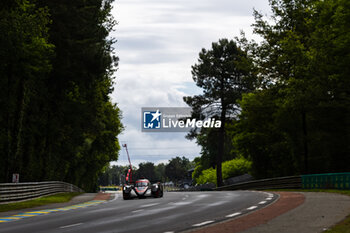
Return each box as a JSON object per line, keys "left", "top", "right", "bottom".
{"left": 324, "top": 216, "right": 350, "bottom": 233}
{"left": 0, "top": 192, "right": 82, "bottom": 212}
{"left": 266, "top": 189, "right": 350, "bottom": 233}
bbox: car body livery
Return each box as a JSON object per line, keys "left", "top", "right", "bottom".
{"left": 123, "top": 178, "right": 163, "bottom": 200}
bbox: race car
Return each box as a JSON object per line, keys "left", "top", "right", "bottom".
{"left": 121, "top": 144, "right": 164, "bottom": 200}
{"left": 123, "top": 178, "right": 163, "bottom": 200}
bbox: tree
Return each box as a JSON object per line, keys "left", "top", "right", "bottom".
{"left": 136, "top": 162, "right": 157, "bottom": 181}
{"left": 98, "top": 165, "right": 126, "bottom": 186}
{"left": 154, "top": 163, "right": 166, "bottom": 182}
{"left": 195, "top": 125, "right": 237, "bottom": 171}
{"left": 0, "top": 0, "right": 123, "bottom": 191}
{"left": 36, "top": 0, "right": 122, "bottom": 191}
{"left": 233, "top": 89, "right": 301, "bottom": 178}
{"left": 165, "top": 157, "right": 191, "bottom": 182}
{"left": 233, "top": 0, "right": 350, "bottom": 177}
{"left": 184, "top": 39, "right": 255, "bottom": 186}
{"left": 0, "top": 0, "right": 54, "bottom": 182}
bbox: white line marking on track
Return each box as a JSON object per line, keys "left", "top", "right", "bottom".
{"left": 258, "top": 201, "right": 267, "bottom": 204}
{"left": 60, "top": 223, "right": 82, "bottom": 229}
{"left": 132, "top": 209, "right": 144, "bottom": 213}
{"left": 266, "top": 197, "right": 272, "bottom": 200}
{"left": 193, "top": 220, "right": 214, "bottom": 227}
{"left": 226, "top": 212, "right": 241, "bottom": 218}
{"left": 108, "top": 193, "right": 119, "bottom": 202}
{"left": 247, "top": 206, "right": 258, "bottom": 210}
{"left": 141, "top": 203, "right": 159, "bottom": 208}
{"left": 171, "top": 201, "right": 192, "bottom": 206}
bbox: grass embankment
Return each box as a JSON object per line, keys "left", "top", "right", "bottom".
{"left": 267, "top": 189, "right": 350, "bottom": 233}
{"left": 0, "top": 192, "right": 82, "bottom": 213}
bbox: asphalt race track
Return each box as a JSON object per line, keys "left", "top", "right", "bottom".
{"left": 0, "top": 191, "right": 277, "bottom": 233}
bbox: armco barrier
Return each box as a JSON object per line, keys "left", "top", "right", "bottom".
{"left": 170, "top": 172, "right": 350, "bottom": 192}
{"left": 168, "top": 176, "right": 302, "bottom": 192}
{"left": 214, "top": 176, "right": 302, "bottom": 191}
{"left": 302, "top": 173, "right": 350, "bottom": 190}
{"left": 0, "top": 181, "right": 84, "bottom": 204}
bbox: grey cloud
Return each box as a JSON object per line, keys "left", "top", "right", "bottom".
{"left": 110, "top": 0, "right": 271, "bottom": 165}
{"left": 120, "top": 0, "right": 270, "bottom": 19}
{"left": 116, "top": 36, "right": 167, "bottom": 51}
{"left": 120, "top": 50, "right": 192, "bottom": 64}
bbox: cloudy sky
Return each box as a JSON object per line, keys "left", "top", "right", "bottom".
{"left": 109, "top": 0, "right": 271, "bottom": 167}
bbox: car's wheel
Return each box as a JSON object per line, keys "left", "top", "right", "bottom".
{"left": 152, "top": 190, "right": 160, "bottom": 198}
{"left": 123, "top": 194, "right": 130, "bottom": 200}
{"left": 123, "top": 191, "right": 131, "bottom": 200}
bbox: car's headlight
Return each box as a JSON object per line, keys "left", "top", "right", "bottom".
{"left": 154, "top": 184, "right": 158, "bottom": 189}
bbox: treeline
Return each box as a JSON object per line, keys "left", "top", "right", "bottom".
{"left": 99, "top": 157, "right": 193, "bottom": 185}
{"left": 186, "top": 0, "right": 349, "bottom": 185}
{"left": 0, "top": 0, "right": 122, "bottom": 191}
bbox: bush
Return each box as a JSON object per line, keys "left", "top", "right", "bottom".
{"left": 192, "top": 164, "right": 204, "bottom": 184}
{"left": 196, "top": 157, "right": 252, "bottom": 185}
{"left": 222, "top": 157, "right": 252, "bottom": 179}
{"left": 196, "top": 167, "right": 216, "bottom": 185}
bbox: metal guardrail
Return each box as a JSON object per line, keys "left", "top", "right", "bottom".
{"left": 168, "top": 172, "right": 350, "bottom": 192}
{"left": 166, "top": 176, "right": 302, "bottom": 192}
{"left": 215, "top": 176, "right": 302, "bottom": 191}
{"left": 0, "top": 181, "right": 84, "bottom": 204}
{"left": 100, "top": 187, "right": 120, "bottom": 192}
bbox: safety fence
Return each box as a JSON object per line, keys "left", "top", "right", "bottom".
{"left": 0, "top": 181, "right": 83, "bottom": 204}
{"left": 214, "top": 176, "right": 302, "bottom": 191}
{"left": 302, "top": 172, "right": 350, "bottom": 190}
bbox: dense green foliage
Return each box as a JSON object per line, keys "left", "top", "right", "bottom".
{"left": 0, "top": 0, "right": 122, "bottom": 191}
{"left": 188, "top": 0, "right": 349, "bottom": 182}
{"left": 98, "top": 165, "right": 126, "bottom": 186}
{"left": 234, "top": 0, "right": 350, "bottom": 178}
{"left": 194, "top": 127, "right": 236, "bottom": 171}
{"left": 165, "top": 156, "right": 193, "bottom": 182}
{"left": 196, "top": 167, "right": 216, "bottom": 185}
{"left": 195, "top": 157, "right": 251, "bottom": 185}
{"left": 135, "top": 162, "right": 158, "bottom": 182}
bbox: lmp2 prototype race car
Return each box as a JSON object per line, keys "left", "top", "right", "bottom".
{"left": 122, "top": 144, "right": 164, "bottom": 200}
{"left": 123, "top": 178, "right": 163, "bottom": 200}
